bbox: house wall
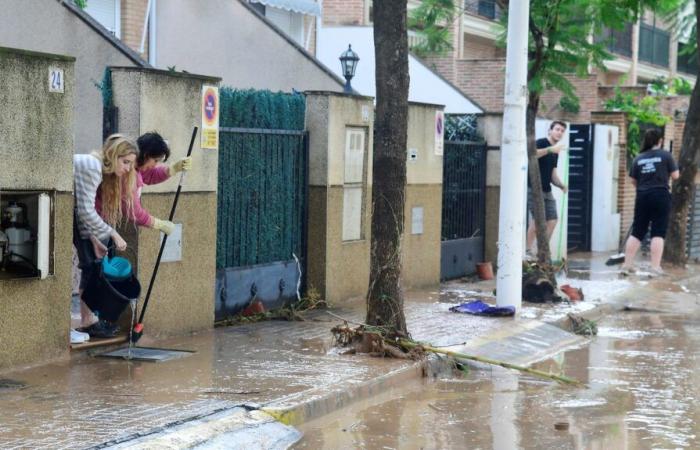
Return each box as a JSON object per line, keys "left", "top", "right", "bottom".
{"left": 305, "top": 92, "right": 374, "bottom": 303}
{"left": 121, "top": 0, "right": 149, "bottom": 60}
{"left": 323, "top": 0, "right": 366, "bottom": 25}
{"left": 111, "top": 67, "right": 220, "bottom": 337}
{"left": 0, "top": 48, "right": 75, "bottom": 370}
{"left": 0, "top": 0, "right": 143, "bottom": 154}
{"left": 403, "top": 104, "right": 443, "bottom": 289}
{"left": 153, "top": 0, "right": 343, "bottom": 93}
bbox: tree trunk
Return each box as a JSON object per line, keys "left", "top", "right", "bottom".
{"left": 664, "top": 0, "right": 700, "bottom": 265}
{"left": 366, "top": 0, "right": 409, "bottom": 336}
{"left": 526, "top": 91, "right": 552, "bottom": 263}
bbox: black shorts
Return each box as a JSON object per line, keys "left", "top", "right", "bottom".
{"left": 631, "top": 189, "right": 672, "bottom": 240}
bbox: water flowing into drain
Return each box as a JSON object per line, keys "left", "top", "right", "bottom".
{"left": 127, "top": 300, "right": 137, "bottom": 360}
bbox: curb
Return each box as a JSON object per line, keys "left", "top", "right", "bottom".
{"left": 261, "top": 361, "right": 426, "bottom": 426}
{"left": 262, "top": 317, "right": 586, "bottom": 427}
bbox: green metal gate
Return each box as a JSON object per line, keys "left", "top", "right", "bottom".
{"left": 215, "top": 89, "right": 308, "bottom": 319}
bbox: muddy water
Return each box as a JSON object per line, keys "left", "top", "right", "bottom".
{"left": 295, "top": 310, "right": 700, "bottom": 449}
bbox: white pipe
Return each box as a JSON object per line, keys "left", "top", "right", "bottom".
{"left": 148, "top": 0, "right": 157, "bottom": 66}
{"left": 315, "top": 0, "right": 322, "bottom": 56}
{"left": 139, "top": 0, "right": 153, "bottom": 54}
{"left": 496, "top": 0, "right": 530, "bottom": 311}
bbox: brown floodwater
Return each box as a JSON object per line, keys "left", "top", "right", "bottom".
{"left": 295, "top": 309, "right": 700, "bottom": 449}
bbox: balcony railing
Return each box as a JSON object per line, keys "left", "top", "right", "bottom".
{"left": 677, "top": 42, "right": 698, "bottom": 75}
{"left": 638, "top": 22, "right": 670, "bottom": 68}
{"left": 464, "top": 0, "right": 502, "bottom": 21}
{"left": 596, "top": 25, "right": 633, "bottom": 58}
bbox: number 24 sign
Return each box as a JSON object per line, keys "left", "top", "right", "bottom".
{"left": 48, "top": 67, "right": 64, "bottom": 93}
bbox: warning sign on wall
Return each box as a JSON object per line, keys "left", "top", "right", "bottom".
{"left": 201, "top": 85, "right": 219, "bottom": 149}
{"left": 435, "top": 110, "right": 444, "bottom": 156}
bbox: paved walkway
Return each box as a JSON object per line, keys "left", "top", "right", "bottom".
{"left": 0, "top": 254, "right": 695, "bottom": 449}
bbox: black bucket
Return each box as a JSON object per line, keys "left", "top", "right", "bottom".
{"left": 82, "top": 263, "right": 141, "bottom": 322}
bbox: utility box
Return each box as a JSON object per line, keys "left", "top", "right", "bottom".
{"left": 0, "top": 47, "right": 75, "bottom": 370}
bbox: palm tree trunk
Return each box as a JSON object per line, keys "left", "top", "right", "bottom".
{"left": 366, "top": 0, "right": 409, "bottom": 336}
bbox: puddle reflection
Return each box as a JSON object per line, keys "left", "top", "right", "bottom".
{"left": 296, "top": 310, "right": 700, "bottom": 449}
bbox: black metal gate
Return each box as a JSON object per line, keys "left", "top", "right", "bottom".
{"left": 215, "top": 127, "right": 308, "bottom": 319}
{"left": 567, "top": 124, "right": 594, "bottom": 252}
{"left": 687, "top": 184, "right": 700, "bottom": 260}
{"left": 440, "top": 141, "right": 487, "bottom": 279}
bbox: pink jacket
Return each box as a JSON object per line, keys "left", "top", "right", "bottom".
{"left": 132, "top": 166, "right": 171, "bottom": 226}
{"left": 96, "top": 165, "right": 170, "bottom": 227}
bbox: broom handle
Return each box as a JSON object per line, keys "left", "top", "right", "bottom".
{"left": 138, "top": 126, "right": 198, "bottom": 324}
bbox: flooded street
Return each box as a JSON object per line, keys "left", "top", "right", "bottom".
{"left": 295, "top": 308, "right": 700, "bottom": 449}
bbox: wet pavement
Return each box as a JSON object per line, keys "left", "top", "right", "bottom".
{"left": 1, "top": 253, "right": 698, "bottom": 448}
{"left": 296, "top": 286, "right": 700, "bottom": 449}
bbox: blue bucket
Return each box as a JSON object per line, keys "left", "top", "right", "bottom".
{"left": 102, "top": 256, "right": 132, "bottom": 280}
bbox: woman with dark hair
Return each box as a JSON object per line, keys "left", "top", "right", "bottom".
{"left": 99, "top": 131, "right": 192, "bottom": 236}
{"left": 621, "top": 129, "right": 679, "bottom": 276}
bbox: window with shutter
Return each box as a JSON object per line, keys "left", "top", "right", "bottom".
{"left": 342, "top": 128, "right": 366, "bottom": 241}
{"left": 84, "top": 0, "right": 120, "bottom": 38}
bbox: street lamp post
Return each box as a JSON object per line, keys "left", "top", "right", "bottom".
{"left": 339, "top": 44, "right": 360, "bottom": 94}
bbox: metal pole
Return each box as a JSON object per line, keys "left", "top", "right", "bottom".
{"left": 496, "top": 0, "right": 530, "bottom": 311}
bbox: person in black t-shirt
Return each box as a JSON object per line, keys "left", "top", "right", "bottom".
{"left": 621, "top": 128, "right": 679, "bottom": 276}
{"left": 526, "top": 121, "right": 569, "bottom": 256}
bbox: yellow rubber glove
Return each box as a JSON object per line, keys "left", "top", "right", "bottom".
{"left": 168, "top": 157, "right": 192, "bottom": 176}
{"left": 152, "top": 218, "right": 175, "bottom": 236}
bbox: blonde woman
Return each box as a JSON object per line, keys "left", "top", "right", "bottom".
{"left": 72, "top": 134, "right": 138, "bottom": 341}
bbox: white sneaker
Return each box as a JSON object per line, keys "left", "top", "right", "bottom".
{"left": 70, "top": 329, "right": 90, "bottom": 344}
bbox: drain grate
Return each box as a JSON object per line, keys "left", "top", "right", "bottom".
{"left": 98, "top": 346, "right": 195, "bottom": 362}
{"left": 0, "top": 378, "right": 27, "bottom": 392}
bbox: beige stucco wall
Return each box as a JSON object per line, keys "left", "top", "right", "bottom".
{"left": 134, "top": 194, "right": 217, "bottom": 335}
{"left": 478, "top": 114, "right": 503, "bottom": 265}
{"left": 403, "top": 104, "right": 443, "bottom": 289}
{"left": 305, "top": 92, "right": 374, "bottom": 303}
{"left": 155, "top": 0, "right": 344, "bottom": 93}
{"left": 111, "top": 68, "right": 219, "bottom": 336}
{"left": 403, "top": 185, "right": 442, "bottom": 289}
{"left": 0, "top": 0, "right": 143, "bottom": 154}
{"left": 0, "top": 48, "right": 75, "bottom": 370}
{"left": 0, "top": 48, "right": 75, "bottom": 191}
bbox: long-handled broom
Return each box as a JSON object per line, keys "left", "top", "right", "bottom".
{"left": 131, "top": 126, "right": 198, "bottom": 343}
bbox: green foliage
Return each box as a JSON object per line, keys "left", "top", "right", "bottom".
{"left": 408, "top": 0, "right": 455, "bottom": 56}
{"left": 674, "top": 77, "right": 694, "bottom": 95}
{"left": 647, "top": 76, "right": 695, "bottom": 96}
{"left": 662, "top": 0, "right": 697, "bottom": 54}
{"left": 92, "top": 68, "right": 112, "bottom": 107}
{"left": 603, "top": 88, "right": 671, "bottom": 156}
{"left": 218, "top": 87, "right": 305, "bottom": 129}
{"left": 559, "top": 95, "right": 580, "bottom": 113}
{"left": 73, "top": 0, "right": 87, "bottom": 9}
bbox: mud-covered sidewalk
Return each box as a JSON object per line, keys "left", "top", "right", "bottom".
{"left": 1, "top": 254, "right": 697, "bottom": 449}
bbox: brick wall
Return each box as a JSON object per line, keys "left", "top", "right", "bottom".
{"left": 121, "top": 0, "right": 149, "bottom": 59}
{"left": 538, "top": 73, "right": 600, "bottom": 124}
{"left": 422, "top": 55, "right": 456, "bottom": 84}
{"left": 323, "top": 0, "right": 365, "bottom": 25}
{"left": 591, "top": 111, "right": 633, "bottom": 246}
{"left": 454, "top": 59, "right": 506, "bottom": 112}
{"left": 462, "top": 35, "right": 503, "bottom": 59}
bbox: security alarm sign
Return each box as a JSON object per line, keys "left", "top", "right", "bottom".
{"left": 201, "top": 85, "right": 219, "bottom": 149}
